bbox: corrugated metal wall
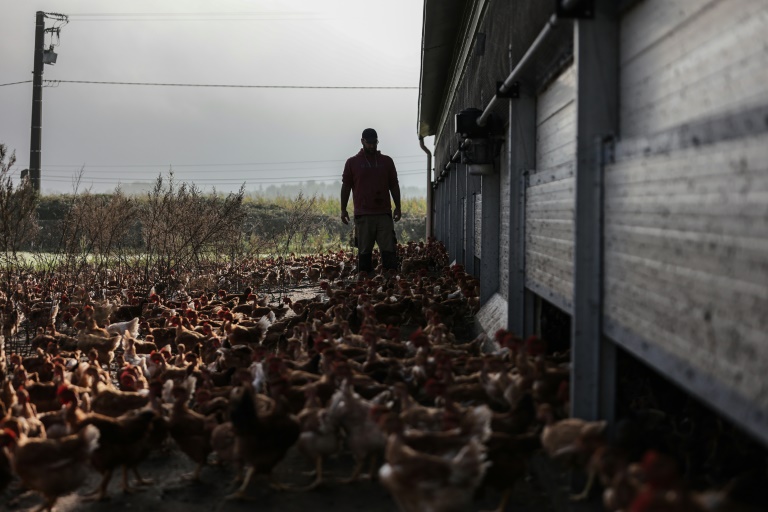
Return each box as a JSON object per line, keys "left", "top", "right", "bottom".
{"left": 474, "top": 193, "right": 482, "bottom": 260}
{"left": 499, "top": 151, "right": 511, "bottom": 301}
{"left": 431, "top": 0, "right": 551, "bottom": 268}
{"left": 525, "top": 64, "right": 576, "bottom": 312}
{"left": 604, "top": 0, "right": 768, "bottom": 429}
{"left": 619, "top": 0, "right": 767, "bottom": 137}
{"left": 426, "top": 0, "right": 768, "bottom": 442}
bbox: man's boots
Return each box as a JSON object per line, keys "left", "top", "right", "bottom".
{"left": 381, "top": 250, "right": 398, "bottom": 271}
{"left": 358, "top": 252, "right": 373, "bottom": 274}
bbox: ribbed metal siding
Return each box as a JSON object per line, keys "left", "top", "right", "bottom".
{"left": 620, "top": 0, "right": 768, "bottom": 137}
{"left": 474, "top": 193, "right": 482, "bottom": 259}
{"left": 500, "top": 149, "right": 511, "bottom": 301}
{"left": 462, "top": 196, "right": 467, "bottom": 263}
{"left": 429, "top": 0, "right": 552, "bottom": 302}
{"left": 525, "top": 63, "right": 576, "bottom": 312}
{"left": 605, "top": 0, "right": 768, "bottom": 435}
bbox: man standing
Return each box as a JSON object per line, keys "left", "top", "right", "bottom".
{"left": 341, "top": 128, "right": 401, "bottom": 275}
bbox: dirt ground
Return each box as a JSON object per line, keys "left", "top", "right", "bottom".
{"left": 4, "top": 441, "right": 554, "bottom": 512}
{"left": 2, "top": 283, "right": 556, "bottom": 512}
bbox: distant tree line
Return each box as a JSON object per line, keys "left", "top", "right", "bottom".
{"left": 2, "top": 145, "right": 425, "bottom": 290}
{"left": 34, "top": 189, "right": 426, "bottom": 254}
{"left": 121, "top": 180, "right": 427, "bottom": 200}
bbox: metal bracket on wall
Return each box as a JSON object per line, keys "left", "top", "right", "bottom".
{"left": 602, "top": 135, "right": 616, "bottom": 165}
{"left": 496, "top": 81, "right": 519, "bottom": 99}
{"left": 556, "top": 0, "right": 594, "bottom": 19}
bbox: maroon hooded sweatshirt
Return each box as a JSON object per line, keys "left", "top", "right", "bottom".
{"left": 342, "top": 149, "right": 399, "bottom": 216}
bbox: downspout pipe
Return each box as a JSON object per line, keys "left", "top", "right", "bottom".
{"left": 477, "top": 13, "right": 559, "bottom": 127}
{"left": 419, "top": 136, "right": 433, "bottom": 239}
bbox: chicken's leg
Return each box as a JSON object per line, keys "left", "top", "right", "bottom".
{"left": 132, "top": 467, "right": 154, "bottom": 486}
{"left": 291, "top": 456, "right": 324, "bottom": 491}
{"left": 480, "top": 487, "right": 512, "bottom": 512}
{"left": 181, "top": 462, "right": 204, "bottom": 482}
{"left": 121, "top": 466, "right": 135, "bottom": 494}
{"left": 82, "top": 469, "right": 112, "bottom": 501}
{"left": 337, "top": 456, "right": 365, "bottom": 484}
{"left": 121, "top": 466, "right": 150, "bottom": 494}
{"left": 268, "top": 472, "right": 290, "bottom": 491}
{"left": 7, "top": 489, "right": 36, "bottom": 507}
{"left": 225, "top": 467, "right": 257, "bottom": 501}
{"left": 33, "top": 496, "right": 57, "bottom": 512}
{"left": 569, "top": 468, "right": 596, "bottom": 501}
{"left": 227, "top": 464, "right": 245, "bottom": 490}
{"left": 366, "top": 454, "right": 379, "bottom": 481}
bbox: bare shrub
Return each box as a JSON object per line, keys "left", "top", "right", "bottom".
{"left": 26, "top": 169, "right": 138, "bottom": 296}
{"left": 136, "top": 172, "right": 246, "bottom": 289}
{"left": 0, "top": 145, "right": 39, "bottom": 291}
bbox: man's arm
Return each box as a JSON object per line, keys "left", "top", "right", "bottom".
{"left": 340, "top": 182, "right": 352, "bottom": 225}
{"left": 389, "top": 164, "right": 402, "bottom": 222}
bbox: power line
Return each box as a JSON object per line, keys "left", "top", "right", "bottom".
{"left": 40, "top": 168, "right": 428, "bottom": 183}
{"left": 69, "top": 17, "right": 327, "bottom": 22}
{"left": 67, "top": 11, "right": 323, "bottom": 16}
{"left": 39, "top": 164, "right": 427, "bottom": 174}
{"left": 66, "top": 12, "right": 329, "bottom": 22}
{"left": 40, "top": 167, "right": 425, "bottom": 176}
{"left": 36, "top": 155, "right": 426, "bottom": 169}
{"left": 11, "top": 155, "right": 434, "bottom": 177}
{"left": 40, "top": 168, "right": 428, "bottom": 182}
{"left": 43, "top": 79, "right": 416, "bottom": 89}
{"left": 42, "top": 168, "right": 427, "bottom": 178}
{"left": 39, "top": 168, "right": 426, "bottom": 176}
{"left": 3, "top": 79, "right": 416, "bottom": 89}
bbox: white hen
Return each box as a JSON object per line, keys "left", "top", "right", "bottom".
{"left": 107, "top": 317, "right": 140, "bottom": 339}
{"left": 379, "top": 434, "right": 490, "bottom": 512}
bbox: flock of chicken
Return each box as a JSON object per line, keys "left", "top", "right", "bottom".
{"left": 0, "top": 239, "right": 763, "bottom": 512}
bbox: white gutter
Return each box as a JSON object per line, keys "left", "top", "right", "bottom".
{"left": 419, "top": 136, "right": 433, "bottom": 239}
{"left": 432, "top": 0, "right": 489, "bottom": 147}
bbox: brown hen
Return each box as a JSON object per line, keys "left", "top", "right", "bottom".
{"left": 225, "top": 380, "right": 300, "bottom": 499}
{"left": 0, "top": 424, "right": 100, "bottom": 512}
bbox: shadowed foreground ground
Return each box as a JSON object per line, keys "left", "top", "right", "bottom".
{"left": 4, "top": 428, "right": 554, "bottom": 512}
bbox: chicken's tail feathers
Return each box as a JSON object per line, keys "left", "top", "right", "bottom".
{"left": 250, "top": 361, "right": 265, "bottom": 392}
{"left": 582, "top": 420, "right": 608, "bottom": 438}
{"left": 184, "top": 375, "right": 197, "bottom": 400}
{"left": 161, "top": 379, "right": 175, "bottom": 404}
{"left": 326, "top": 382, "right": 348, "bottom": 417}
{"left": 469, "top": 404, "right": 493, "bottom": 442}
{"left": 450, "top": 438, "right": 489, "bottom": 486}
{"left": 255, "top": 315, "right": 272, "bottom": 342}
{"left": 128, "top": 317, "right": 140, "bottom": 338}
{"left": 79, "top": 424, "right": 101, "bottom": 453}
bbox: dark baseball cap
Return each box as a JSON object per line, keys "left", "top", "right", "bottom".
{"left": 361, "top": 128, "right": 378, "bottom": 142}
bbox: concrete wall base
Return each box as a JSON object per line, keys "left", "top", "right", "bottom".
{"left": 475, "top": 292, "right": 508, "bottom": 337}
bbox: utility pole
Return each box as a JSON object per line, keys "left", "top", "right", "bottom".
{"left": 30, "top": 11, "right": 44, "bottom": 193}
{"left": 29, "top": 11, "right": 67, "bottom": 194}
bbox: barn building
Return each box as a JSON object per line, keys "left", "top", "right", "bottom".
{"left": 418, "top": 0, "right": 768, "bottom": 448}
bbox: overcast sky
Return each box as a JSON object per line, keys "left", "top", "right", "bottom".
{"left": 0, "top": 0, "right": 432, "bottom": 196}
